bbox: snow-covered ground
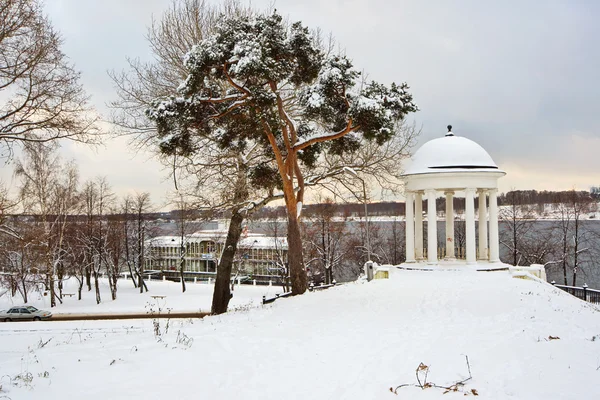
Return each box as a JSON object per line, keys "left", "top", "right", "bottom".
{"left": 0, "top": 277, "right": 277, "bottom": 314}
{"left": 1, "top": 270, "right": 599, "bottom": 399}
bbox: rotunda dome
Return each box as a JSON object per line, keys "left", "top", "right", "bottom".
{"left": 404, "top": 130, "right": 499, "bottom": 176}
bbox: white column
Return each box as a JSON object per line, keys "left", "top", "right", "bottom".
{"left": 405, "top": 192, "right": 415, "bottom": 263}
{"left": 415, "top": 192, "right": 423, "bottom": 260}
{"left": 465, "top": 188, "right": 476, "bottom": 264}
{"left": 426, "top": 189, "right": 438, "bottom": 265}
{"left": 488, "top": 189, "right": 500, "bottom": 262}
{"left": 445, "top": 191, "right": 455, "bottom": 260}
{"left": 478, "top": 190, "right": 488, "bottom": 260}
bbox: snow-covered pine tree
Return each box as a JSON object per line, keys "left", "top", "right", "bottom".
{"left": 147, "top": 12, "right": 418, "bottom": 295}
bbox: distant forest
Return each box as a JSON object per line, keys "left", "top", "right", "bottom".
{"left": 9, "top": 189, "right": 598, "bottom": 222}
{"left": 253, "top": 189, "right": 600, "bottom": 219}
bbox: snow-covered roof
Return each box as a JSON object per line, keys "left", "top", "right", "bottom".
{"left": 149, "top": 236, "right": 182, "bottom": 247}
{"left": 238, "top": 236, "right": 288, "bottom": 250}
{"left": 148, "top": 233, "right": 287, "bottom": 250}
{"left": 404, "top": 133, "right": 500, "bottom": 176}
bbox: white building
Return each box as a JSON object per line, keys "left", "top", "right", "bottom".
{"left": 401, "top": 126, "right": 507, "bottom": 269}
{"left": 146, "top": 227, "right": 288, "bottom": 282}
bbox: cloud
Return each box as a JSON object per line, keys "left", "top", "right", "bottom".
{"left": 13, "top": 0, "right": 596, "bottom": 208}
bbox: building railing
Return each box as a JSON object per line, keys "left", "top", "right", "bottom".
{"left": 151, "top": 269, "right": 289, "bottom": 286}
{"left": 551, "top": 282, "right": 600, "bottom": 304}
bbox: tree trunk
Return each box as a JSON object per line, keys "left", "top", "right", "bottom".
{"left": 110, "top": 268, "right": 117, "bottom": 301}
{"left": 49, "top": 268, "right": 56, "bottom": 308}
{"left": 20, "top": 278, "right": 28, "bottom": 303}
{"left": 138, "top": 227, "right": 148, "bottom": 293}
{"left": 57, "top": 261, "right": 64, "bottom": 298}
{"left": 128, "top": 263, "right": 138, "bottom": 288}
{"left": 53, "top": 291, "right": 63, "bottom": 305}
{"left": 124, "top": 222, "right": 137, "bottom": 288}
{"left": 512, "top": 205, "right": 518, "bottom": 266}
{"left": 180, "top": 252, "right": 186, "bottom": 293}
{"left": 77, "top": 279, "right": 83, "bottom": 300}
{"left": 562, "top": 234, "right": 568, "bottom": 285}
{"left": 135, "top": 268, "right": 148, "bottom": 293}
{"left": 321, "top": 219, "right": 328, "bottom": 284}
{"left": 211, "top": 211, "right": 244, "bottom": 314}
{"left": 94, "top": 271, "right": 101, "bottom": 304}
{"left": 85, "top": 265, "right": 92, "bottom": 291}
{"left": 287, "top": 214, "right": 307, "bottom": 295}
{"left": 573, "top": 215, "right": 579, "bottom": 287}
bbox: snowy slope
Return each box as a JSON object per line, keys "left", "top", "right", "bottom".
{"left": 1, "top": 270, "right": 599, "bottom": 399}
{"left": 0, "top": 278, "right": 276, "bottom": 314}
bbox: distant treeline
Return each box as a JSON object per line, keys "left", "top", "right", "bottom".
{"left": 254, "top": 189, "right": 599, "bottom": 218}
{"left": 498, "top": 189, "right": 599, "bottom": 206}
{"left": 8, "top": 189, "right": 597, "bottom": 222}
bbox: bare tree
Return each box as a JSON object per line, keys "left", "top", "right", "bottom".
{"left": 109, "top": 0, "right": 250, "bottom": 137}
{"left": 553, "top": 190, "right": 595, "bottom": 286}
{"left": 121, "top": 195, "right": 138, "bottom": 288}
{"left": 145, "top": 12, "right": 417, "bottom": 296}
{"left": 0, "top": 0, "right": 98, "bottom": 153}
{"left": 51, "top": 162, "right": 79, "bottom": 298}
{"left": 101, "top": 205, "right": 124, "bottom": 301}
{"left": 260, "top": 208, "right": 290, "bottom": 291}
{"left": 382, "top": 215, "right": 405, "bottom": 265}
{"left": 499, "top": 190, "right": 538, "bottom": 266}
{"left": 170, "top": 192, "right": 202, "bottom": 292}
{"left": 78, "top": 177, "right": 115, "bottom": 304}
{"left": 114, "top": 1, "right": 417, "bottom": 312}
{"left": 111, "top": 0, "right": 265, "bottom": 314}
{"left": 67, "top": 228, "right": 90, "bottom": 300}
{"left": 92, "top": 178, "right": 114, "bottom": 303}
{"left": 0, "top": 182, "right": 19, "bottom": 235}
{"left": 80, "top": 180, "right": 96, "bottom": 291}
{"left": 454, "top": 209, "right": 466, "bottom": 259}
{"left": 15, "top": 143, "right": 80, "bottom": 306}
{"left": 133, "top": 192, "right": 152, "bottom": 293}
{"left": 0, "top": 218, "right": 43, "bottom": 302}
{"left": 302, "top": 197, "right": 347, "bottom": 285}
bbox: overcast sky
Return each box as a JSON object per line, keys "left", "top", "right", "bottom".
{"left": 3, "top": 0, "right": 599, "bottom": 209}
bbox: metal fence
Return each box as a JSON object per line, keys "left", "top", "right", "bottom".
{"left": 262, "top": 282, "right": 338, "bottom": 304}
{"left": 552, "top": 282, "right": 600, "bottom": 304}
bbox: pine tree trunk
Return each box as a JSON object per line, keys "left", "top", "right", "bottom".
{"left": 287, "top": 214, "right": 307, "bottom": 295}
{"left": 211, "top": 211, "right": 244, "bottom": 314}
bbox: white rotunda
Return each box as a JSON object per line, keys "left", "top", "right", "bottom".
{"left": 402, "top": 126, "right": 506, "bottom": 268}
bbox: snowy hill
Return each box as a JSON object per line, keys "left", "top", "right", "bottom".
{"left": 1, "top": 271, "right": 599, "bottom": 399}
